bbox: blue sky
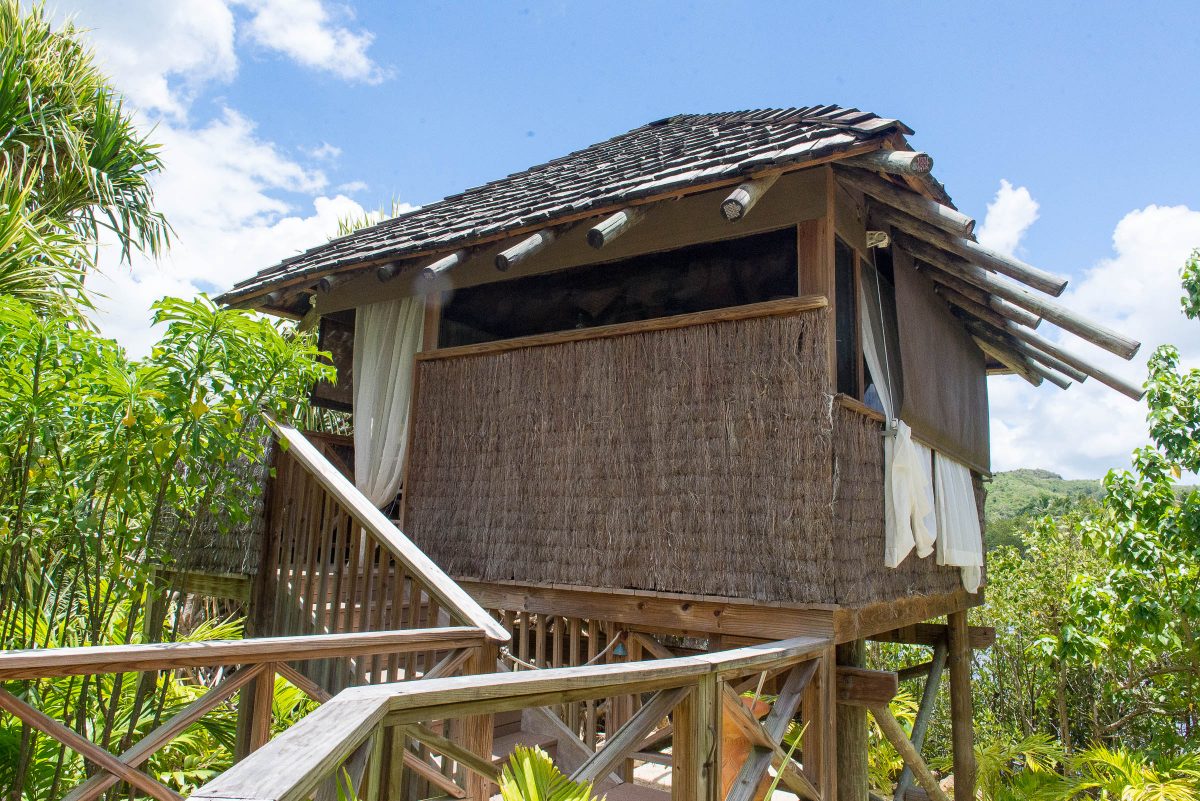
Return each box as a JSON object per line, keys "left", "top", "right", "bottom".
{"left": 63, "top": 0, "right": 1200, "bottom": 478}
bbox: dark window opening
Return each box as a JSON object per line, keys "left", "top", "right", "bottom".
{"left": 439, "top": 228, "right": 798, "bottom": 347}
{"left": 834, "top": 237, "right": 860, "bottom": 397}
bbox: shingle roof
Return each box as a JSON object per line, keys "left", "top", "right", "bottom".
{"left": 220, "top": 106, "right": 915, "bottom": 304}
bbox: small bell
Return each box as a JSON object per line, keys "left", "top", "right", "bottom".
{"left": 614, "top": 642, "right": 627, "bottom": 657}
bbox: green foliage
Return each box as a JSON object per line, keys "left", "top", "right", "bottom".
{"left": 0, "top": 293, "right": 333, "bottom": 799}
{"left": 0, "top": 0, "right": 168, "bottom": 262}
{"left": 499, "top": 745, "right": 604, "bottom": 801}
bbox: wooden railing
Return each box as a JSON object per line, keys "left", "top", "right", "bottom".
{"left": 194, "top": 634, "right": 834, "bottom": 801}
{"left": 0, "top": 628, "right": 490, "bottom": 801}
{"left": 259, "top": 420, "right": 509, "bottom": 693}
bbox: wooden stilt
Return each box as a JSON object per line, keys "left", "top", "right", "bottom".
{"left": 947, "top": 612, "right": 976, "bottom": 801}
{"left": 460, "top": 643, "right": 498, "bottom": 800}
{"left": 837, "top": 640, "right": 869, "bottom": 801}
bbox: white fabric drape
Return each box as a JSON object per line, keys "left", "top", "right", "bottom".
{"left": 860, "top": 266, "right": 939, "bottom": 569}
{"left": 352, "top": 296, "right": 425, "bottom": 508}
{"left": 934, "top": 454, "right": 985, "bottom": 592}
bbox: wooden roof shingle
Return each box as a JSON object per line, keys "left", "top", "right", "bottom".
{"left": 218, "top": 106, "right": 914, "bottom": 304}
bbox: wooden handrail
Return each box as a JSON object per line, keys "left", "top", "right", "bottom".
{"left": 194, "top": 634, "right": 831, "bottom": 801}
{"left": 266, "top": 416, "right": 511, "bottom": 643}
{"left": 417, "top": 294, "right": 829, "bottom": 361}
{"left": 0, "top": 627, "right": 488, "bottom": 680}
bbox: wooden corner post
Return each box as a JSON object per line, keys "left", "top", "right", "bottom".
{"left": 947, "top": 611, "right": 976, "bottom": 801}
{"left": 673, "top": 674, "right": 722, "bottom": 801}
{"left": 460, "top": 641, "right": 499, "bottom": 800}
{"left": 836, "top": 640, "right": 869, "bottom": 801}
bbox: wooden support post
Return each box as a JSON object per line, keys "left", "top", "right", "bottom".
{"left": 460, "top": 642, "right": 498, "bottom": 800}
{"left": 721, "top": 174, "right": 780, "bottom": 221}
{"left": 947, "top": 612, "right": 976, "bottom": 801}
{"left": 247, "top": 663, "right": 275, "bottom": 756}
{"left": 673, "top": 675, "right": 721, "bottom": 801}
{"left": 837, "top": 641, "right": 869, "bottom": 801}
{"left": 803, "top": 647, "right": 837, "bottom": 801}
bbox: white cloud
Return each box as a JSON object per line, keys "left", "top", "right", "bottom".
{"left": 68, "top": 0, "right": 238, "bottom": 119}
{"left": 236, "top": 0, "right": 390, "bottom": 84}
{"left": 988, "top": 203, "right": 1200, "bottom": 478}
{"left": 337, "top": 180, "right": 369, "bottom": 193}
{"left": 976, "top": 179, "right": 1040, "bottom": 258}
{"left": 309, "top": 142, "right": 343, "bottom": 160}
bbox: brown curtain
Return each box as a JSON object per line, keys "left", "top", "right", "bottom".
{"left": 892, "top": 248, "right": 990, "bottom": 473}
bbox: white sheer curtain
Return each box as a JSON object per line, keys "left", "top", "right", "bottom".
{"left": 934, "top": 455, "right": 985, "bottom": 592}
{"left": 860, "top": 266, "right": 937, "bottom": 568}
{"left": 352, "top": 296, "right": 425, "bottom": 508}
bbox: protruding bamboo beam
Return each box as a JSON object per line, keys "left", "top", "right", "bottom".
{"left": 840, "top": 169, "right": 975, "bottom": 238}
{"left": 969, "top": 323, "right": 1075, "bottom": 388}
{"left": 420, "top": 250, "right": 466, "bottom": 279}
{"left": 844, "top": 150, "right": 933, "bottom": 177}
{"left": 875, "top": 203, "right": 1069, "bottom": 297}
{"left": 1006, "top": 323, "right": 1145, "bottom": 401}
{"left": 720, "top": 174, "right": 780, "bottom": 221}
{"left": 939, "top": 289, "right": 1088, "bottom": 383}
{"left": 376, "top": 261, "right": 404, "bottom": 283}
{"left": 973, "top": 336, "right": 1043, "bottom": 387}
{"left": 919, "top": 264, "right": 1042, "bottom": 329}
{"left": 893, "top": 230, "right": 1141, "bottom": 360}
{"left": 587, "top": 208, "right": 645, "bottom": 249}
{"left": 316, "top": 273, "right": 350, "bottom": 294}
{"left": 495, "top": 230, "right": 555, "bottom": 271}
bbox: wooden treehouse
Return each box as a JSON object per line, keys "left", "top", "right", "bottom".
{"left": 0, "top": 107, "right": 1143, "bottom": 801}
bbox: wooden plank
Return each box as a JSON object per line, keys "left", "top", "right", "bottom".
{"left": 417, "top": 295, "right": 828, "bottom": 362}
{"left": 460, "top": 641, "right": 498, "bottom": 800}
{"left": 423, "top": 647, "right": 474, "bottom": 680}
{"left": 405, "top": 724, "right": 501, "bottom": 786}
{"left": 403, "top": 750, "right": 466, "bottom": 799}
{"left": 62, "top": 665, "right": 266, "bottom": 801}
{"left": 277, "top": 661, "right": 333, "bottom": 703}
{"left": 0, "top": 687, "right": 183, "bottom": 801}
{"left": 867, "top": 622, "right": 994, "bottom": 651}
{"left": 572, "top": 686, "right": 690, "bottom": 783}
{"left": 195, "top": 694, "right": 392, "bottom": 801}
{"left": 947, "top": 612, "right": 976, "bottom": 801}
{"left": 0, "top": 627, "right": 489, "bottom": 679}
{"left": 834, "top": 590, "right": 982, "bottom": 644}
{"left": 247, "top": 663, "right": 277, "bottom": 754}
{"left": 869, "top": 705, "right": 952, "bottom": 801}
{"left": 267, "top": 418, "right": 511, "bottom": 643}
{"left": 461, "top": 581, "right": 836, "bottom": 641}
{"left": 836, "top": 666, "right": 899, "bottom": 707}
{"left": 839, "top": 168, "right": 974, "bottom": 237}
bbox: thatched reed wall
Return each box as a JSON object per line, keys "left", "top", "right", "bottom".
{"left": 405, "top": 307, "right": 976, "bottom": 606}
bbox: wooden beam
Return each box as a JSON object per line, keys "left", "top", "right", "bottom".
{"left": 867, "top": 623, "right": 994, "bottom": 651}
{"left": 571, "top": 686, "right": 690, "bottom": 783}
{"left": 0, "top": 627, "right": 490, "bottom": 679}
{"left": 417, "top": 295, "right": 830, "bottom": 364}
{"left": 1006, "top": 321, "right": 1145, "bottom": 401}
{"left": 587, "top": 208, "right": 645, "bottom": 248}
{"left": 62, "top": 665, "right": 266, "bottom": 801}
{"left": 266, "top": 418, "right": 512, "bottom": 643}
{"left": 844, "top": 150, "right": 933, "bottom": 178}
{"left": 494, "top": 229, "right": 555, "bottom": 271}
{"left": 967, "top": 322, "right": 1076, "bottom": 388}
{"left": 892, "top": 229, "right": 1140, "bottom": 359}
{"left": 836, "top": 666, "right": 899, "bottom": 707}
{"left": 316, "top": 273, "right": 351, "bottom": 294}
{"left": 404, "top": 723, "right": 501, "bottom": 785}
{"left": 894, "top": 641, "right": 947, "bottom": 801}
{"left": 0, "top": 687, "right": 184, "bottom": 801}
{"left": 836, "top": 641, "right": 869, "bottom": 801}
{"left": 721, "top": 174, "right": 780, "bottom": 221}
{"left": 947, "top": 612, "right": 977, "bottom": 801}
{"left": 419, "top": 249, "right": 466, "bottom": 279}
{"left": 726, "top": 660, "right": 819, "bottom": 801}
{"left": 879, "top": 206, "right": 1069, "bottom": 297}
{"left": 402, "top": 750, "right": 466, "bottom": 798}
{"left": 869, "top": 704, "right": 952, "bottom": 801}
{"left": 840, "top": 168, "right": 975, "bottom": 238}
{"left": 375, "top": 260, "right": 404, "bottom": 283}
{"left": 921, "top": 266, "right": 1043, "bottom": 329}
{"left": 973, "top": 336, "right": 1045, "bottom": 388}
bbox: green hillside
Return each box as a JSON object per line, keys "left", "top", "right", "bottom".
{"left": 983, "top": 469, "right": 1105, "bottom": 549}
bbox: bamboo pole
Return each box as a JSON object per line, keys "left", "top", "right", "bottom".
{"left": 844, "top": 149, "right": 933, "bottom": 177}
{"left": 840, "top": 169, "right": 975, "bottom": 238}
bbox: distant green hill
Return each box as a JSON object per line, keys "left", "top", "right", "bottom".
{"left": 983, "top": 469, "right": 1106, "bottom": 549}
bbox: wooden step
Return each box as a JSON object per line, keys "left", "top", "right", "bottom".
{"left": 490, "top": 730, "right": 558, "bottom": 766}
{"left": 604, "top": 784, "right": 671, "bottom": 801}
{"left": 492, "top": 709, "right": 523, "bottom": 738}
